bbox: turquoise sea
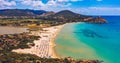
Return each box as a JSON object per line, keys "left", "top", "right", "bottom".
{"left": 55, "top": 16, "right": 120, "bottom": 63}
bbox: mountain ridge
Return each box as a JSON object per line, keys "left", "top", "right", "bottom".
{"left": 0, "top": 9, "right": 107, "bottom": 23}
{"left": 49, "top": 10, "right": 87, "bottom": 18}
{"left": 0, "top": 9, "right": 47, "bottom": 16}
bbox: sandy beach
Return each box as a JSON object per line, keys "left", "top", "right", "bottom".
{"left": 12, "top": 24, "right": 64, "bottom": 58}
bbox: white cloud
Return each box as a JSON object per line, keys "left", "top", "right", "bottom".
{"left": 32, "top": 1, "right": 45, "bottom": 7}
{"left": 57, "top": 0, "right": 69, "bottom": 2}
{"left": 72, "top": 7, "right": 120, "bottom": 15}
{"left": 21, "top": 0, "right": 71, "bottom": 10}
{"left": 21, "top": 0, "right": 32, "bottom": 5}
{"left": 60, "top": 3, "right": 72, "bottom": 7}
{"left": 47, "top": 0, "right": 57, "bottom": 6}
{"left": 21, "top": 0, "right": 45, "bottom": 7}
{"left": 0, "top": 0, "right": 16, "bottom": 7}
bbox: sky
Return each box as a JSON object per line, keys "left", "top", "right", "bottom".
{"left": 0, "top": 0, "right": 120, "bottom": 15}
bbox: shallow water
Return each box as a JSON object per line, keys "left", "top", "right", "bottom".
{"left": 55, "top": 16, "right": 120, "bottom": 63}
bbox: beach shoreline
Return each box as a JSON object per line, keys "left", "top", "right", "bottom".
{"left": 12, "top": 24, "right": 65, "bottom": 58}
{"left": 50, "top": 25, "right": 65, "bottom": 58}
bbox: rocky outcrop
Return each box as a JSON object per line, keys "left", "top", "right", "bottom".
{"left": 85, "top": 16, "right": 107, "bottom": 23}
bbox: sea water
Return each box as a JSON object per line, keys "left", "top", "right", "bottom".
{"left": 55, "top": 16, "right": 120, "bottom": 63}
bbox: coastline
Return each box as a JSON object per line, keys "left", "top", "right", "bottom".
{"left": 12, "top": 24, "right": 65, "bottom": 58}
{"left": 50, "top": 24, "right": 65, "bottom": 58}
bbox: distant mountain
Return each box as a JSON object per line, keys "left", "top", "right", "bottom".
{"left": 0, "top": 9, "right": 47, "bottom": 16}
{"left": 42, "top": 10, "right": 92, "bottom": 22}
{"left": 46, "top": 10, "right": 90, "bottom": 21}
{"left": 43, "top": 10, "right": 107, "bottom": 23}
{"left": 53, "top": 10, "right": 79, "bottom": 17}
{"left": 24, "top": 9, "right": 47, "bottom": 15}
{"left": 40, "top": 11, "right": 55, "bottom": 17}
{"left": 50, "top": 10, "right": 88, "bottom": 19}
{"left": 0, "top": 9, "right": 107, "bottom": 23}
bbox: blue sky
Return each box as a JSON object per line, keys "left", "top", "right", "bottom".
{"left": 0, "top": 0, "right": 120, "bottom": 15}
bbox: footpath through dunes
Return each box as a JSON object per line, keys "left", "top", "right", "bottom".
{"left": 12, "top": 24, "right": 65, "bottom": 58}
